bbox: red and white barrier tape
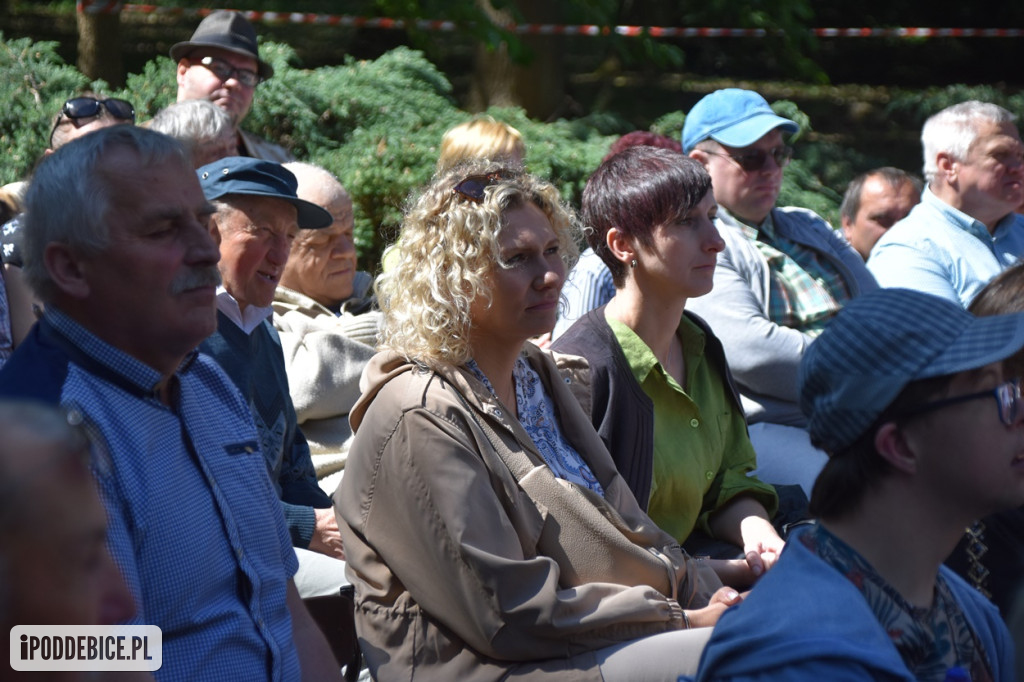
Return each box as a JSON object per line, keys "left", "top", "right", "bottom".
{"left": 77, "top": 4, "right": 1024, "bottom": 39}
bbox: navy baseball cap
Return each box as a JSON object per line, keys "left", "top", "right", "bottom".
{"left": 682, "top": 88, "right": 799, "bottom": 154}
{"left": 799, "top": 288, "right": 1024, "bottom": 453}
{"left": 198, "top": 157, "right": 332, "bottom": 229}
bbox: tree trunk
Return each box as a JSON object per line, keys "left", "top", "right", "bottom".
{"left": 76, "top": 7, "right": 123, "bottom": 88}
{"left": 468, "top": 0, "right": 565, "bottom": 120}
{"left": 512, "top": 0, "right": 565, "bottom": 120}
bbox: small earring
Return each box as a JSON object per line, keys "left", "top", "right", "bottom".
{"left": 630, "top": 258, "right": 638, "bottom": 268}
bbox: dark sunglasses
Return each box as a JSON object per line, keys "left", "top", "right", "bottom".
{"left": 452, "top": 171, "right": 515, "bottom": 203}
{"left": 705, "top": 145, "right": 793, "bottom": 173}
{"left": 61, "top": 96, "right": 135, "bottom": 122}
{"left": 50, "top": 97, "right": 135, "bottom": 147}
{"left": 199, "top": 56, "right": 261, "bottom": 88}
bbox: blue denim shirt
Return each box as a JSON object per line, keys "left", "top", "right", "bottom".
{"left": 0, "top": 308, "right": 301, "bottom": 681}
{"left": 868, "top": 188, "right": 1024, "bottom": 307}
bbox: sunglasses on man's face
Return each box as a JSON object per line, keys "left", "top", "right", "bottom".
{"left": 451, "top": 171, "right": 516, "bottom": 203}
{"left": 705, "top": 145, "right": 793, "bottom": 173}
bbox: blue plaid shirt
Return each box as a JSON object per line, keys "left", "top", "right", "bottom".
{"left": 0, "top": 308, "right": 301, "bottom": 681}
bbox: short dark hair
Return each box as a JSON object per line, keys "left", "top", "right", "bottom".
{"left": 581, "top": 146, "right": 712, "bottom": 287}
{"left": 809, "top": 372, "right": 955, "bottom": 521}
{"left": 839, "top": 166, "right": 923, "bottom": 224}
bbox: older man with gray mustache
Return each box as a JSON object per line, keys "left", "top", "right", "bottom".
{"left": 0, "top": 126, "right": 340, "bottom": 680}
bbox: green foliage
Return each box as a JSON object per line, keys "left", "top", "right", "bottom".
{"left": 885, "top": 84, "right": 1024, "bottom": 125}
{"left": 0, "top": 31, "right": 851, "bottom": 267}
{"left": 0, "top": 34, "right": 90, "bottom": 180}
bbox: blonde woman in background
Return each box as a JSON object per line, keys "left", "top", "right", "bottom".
{"left": 437, "top": 115, "right": 525, "bottom": 171}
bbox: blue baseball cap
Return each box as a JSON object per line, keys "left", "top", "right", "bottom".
{"left": 198, "top": 156, "right": 332, "bottom": 229}
{"left": 682, "top": 88, "right": 799, "bottom": 154}
{"left": 799, "top": 288, "right": 1024, "bottom": 454}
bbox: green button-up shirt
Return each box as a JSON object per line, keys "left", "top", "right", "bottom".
{"left": 609, "top": 312, "right": 777, "bottom": 542}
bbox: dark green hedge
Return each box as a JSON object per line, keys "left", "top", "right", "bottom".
{"left": 7, "top": 32, "right": 1020, "bottom": 270}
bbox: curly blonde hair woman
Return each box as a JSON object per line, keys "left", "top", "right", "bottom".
{"left": 336, "top": 160, "right": 739, "bottom": 682}
{"left": 376, "top": 161, "right": 578, "bottom": 368}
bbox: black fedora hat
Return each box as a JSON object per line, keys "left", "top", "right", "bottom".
{"left": 170, "top": 11, "right": 273, "bottom": 80}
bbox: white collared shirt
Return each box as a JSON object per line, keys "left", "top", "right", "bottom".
{"left": 215, "top": 287, "right": 273, "bottom": 335}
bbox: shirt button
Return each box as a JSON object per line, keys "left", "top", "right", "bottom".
{"left": 690, "top": 418, "right": 700, "bottom": 428}
{"left": 236, "top": 547, "right": 244, "bottom": 560}
{"left": 706, "top": 471, "right": 714, "bottom": 480}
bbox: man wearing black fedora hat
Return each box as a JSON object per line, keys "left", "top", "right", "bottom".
{"left": 172, "top": 10, "right": 294, "bottom": 163}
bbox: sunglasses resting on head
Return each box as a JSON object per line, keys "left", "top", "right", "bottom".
{"left": 451, "top": 170, "right": 519, "bottom": 204}
{"left": 49, "top": 97, "right": 135, "bottom": 147}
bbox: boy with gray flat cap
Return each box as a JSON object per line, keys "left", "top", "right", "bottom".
{"left": 694, "top": 287, "right": 1022, "bottom": 681}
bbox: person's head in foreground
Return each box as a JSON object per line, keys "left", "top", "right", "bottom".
{"left": 279, "top": 161, "right": 358, "bottom": 309}
{"left": 199, "top": 156, "right": 331, "bottom": 313}
{"left": 0, "top": 401, "right": 135, "bottom": 631}
{"left": 22, "top": 125, "right": 221, "bottom": 382}
{"left": 378, "top": 160, "right": 578, "bottom": 367}
{"left": 436, "top": 116, "right": 525, "bottom": 173}
{"left": 340, "top": 160, "right": 744, "bottom": 681}
{"left": 684, "top": 88, "right": 798, "bottom": 226}
{"left": 803, "top": 288, "right": 1024, "bottom": 523}
{"left": 694, "top": 287, "right": 1024, "bottom": 681}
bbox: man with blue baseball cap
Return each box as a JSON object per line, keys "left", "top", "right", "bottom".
{"left": 197, "top": 157, "right": 348, "bottom": 599}
{"left": 694, "top": 287, "right": 1024, "bottom": 681}
{"left": 683, "top": 88, "right": 877, "bottom": 497}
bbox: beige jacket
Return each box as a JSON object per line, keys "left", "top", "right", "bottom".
{"left": 336, "top": 345, "right": 715, "bottom": 681}
{"left": 271, "top": 285, "right": 381, "bottom": 479}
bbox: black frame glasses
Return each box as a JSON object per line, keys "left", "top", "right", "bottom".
{"left": 704, "top": 145, "right": 793, "bottom": 173}
{"left": 49, "top": 97, "right": 135, "bottom": 147}
{"left": 199, "top": 56, "right": 261, "bottom": 88}
{"left": 893, "top": 379, "right": 1023, "bottom": 428}
{"left": 451, "top": 171, "right": 515, "bottom": 203}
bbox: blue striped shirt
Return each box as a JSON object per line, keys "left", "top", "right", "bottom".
{"left": 0, "top": 309, "right": 301, "bottom": 681}
{"left": 553, "top": 247, "right": 616, "bottom": 339}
